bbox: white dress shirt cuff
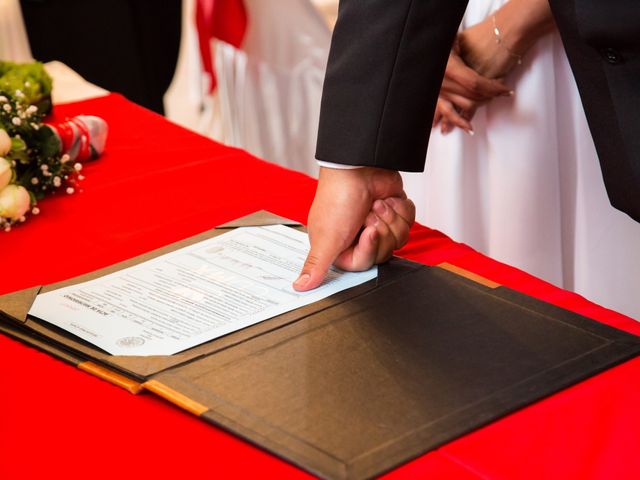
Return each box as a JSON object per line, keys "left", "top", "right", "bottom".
{"left": 317, "top": 160, "right": 363, "bottom": 170}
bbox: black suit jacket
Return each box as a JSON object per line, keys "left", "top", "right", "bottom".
{"left": 316, "top": 0, "right": 640, "bottom": 222}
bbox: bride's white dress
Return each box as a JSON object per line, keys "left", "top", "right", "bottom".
{"left": 0, "top": 0, "right": 32, "bottom": 62}
{"left": 403, "top": 0, "right": 640, "bottom": 320}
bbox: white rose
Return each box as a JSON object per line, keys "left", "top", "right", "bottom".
{"left": 0, "top": 184, "right": 31, "bottom": 221}
{"left": 0, "top": 129, "right": 11, "bottom": 156}
{"left": 0, "top": 157, "right": 12, "bottom": 190}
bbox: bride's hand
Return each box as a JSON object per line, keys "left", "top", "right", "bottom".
{"left": 434, "top": 50, "right": 511, "bottom": 134}
{"left": 458, "top": 16, "right": 521, "bottom": 79}
{"left": 458, "top": 0, "right": 555, "bottom": 79}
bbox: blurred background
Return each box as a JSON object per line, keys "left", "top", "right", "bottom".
{"left": 2, "top": 0, "right": 337, "bottom": 177}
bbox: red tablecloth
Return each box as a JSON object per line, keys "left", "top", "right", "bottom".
{"left": 1, "top": 95, "right": 638, "bottom": 480}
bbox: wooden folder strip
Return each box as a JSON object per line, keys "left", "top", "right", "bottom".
{"left": 437, "top": 262, "right": 501, "bottom": 289}
{"left": 78, "top": 361, "right": 144, "bottom": 394}
{"left": 143, "top": 379, "right": 209, "bottom": 416}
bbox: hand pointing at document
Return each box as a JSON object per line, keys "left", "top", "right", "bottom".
{"left": 293, "top": 166, "right": 415, "bottom": 292}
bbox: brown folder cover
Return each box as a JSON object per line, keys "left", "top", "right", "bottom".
{"left": 1, "top": 211, "right": 639, "bottom": 479}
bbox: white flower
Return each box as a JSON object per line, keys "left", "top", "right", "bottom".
{"left": 0, "top": 157, "right": 12, "bottom": 189}
{"left": 12, "top": 117, "right": 21, "bottom": 126}
{"left": 53, "top": 176, "right": 61, "bottom": 187}
{"left": 3, "top": 104, "right": 11, "bottom": 112}
{"left": 0, "top": 96, "right": 7, "bottom": 103}
{"left": 0, "top": 129, "right": 11, "bottom": 156}
{"left": 31, "top": 206, "right": 40, "bottom": 215}
{"left": 66, "top": 187, "right": 75, "bottom": 194}
{"left": 27, "top": 105, "right": 38, "bottom": 114}
{"left": 14, "top": 89, "right": 24, "bottom": 98}
{"left": 0, "top": 184, "right": 30, "bottom": 221}
{"left": 74, "top": 163, "right": 82, "bottom": 172}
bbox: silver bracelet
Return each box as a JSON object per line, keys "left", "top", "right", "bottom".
{"left": 492, "top": 14, "right": 523, "bottom": 65}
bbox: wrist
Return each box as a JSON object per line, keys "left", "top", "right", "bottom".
{"left": 496, "top": 0, "right": 554, "bottom": 56}
{"left": 318, "top": 166, "right": 403, "bottom": 199}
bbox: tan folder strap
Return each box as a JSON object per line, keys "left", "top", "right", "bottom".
{"left": 437, "top": 262, "right": 501, "bottom": 289}
{"left": 143, "top": 379, "right": 209, "bottom": 416}
{"left": 78, "top": 361, "right": 144, "bottom": 394}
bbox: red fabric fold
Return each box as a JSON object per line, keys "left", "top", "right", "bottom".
{"left": 196, "top": 0, "right": 248, "bottom": 92}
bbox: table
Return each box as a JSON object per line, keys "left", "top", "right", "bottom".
{"left": 1, "top": 94, "right": 639, "bottom": 479}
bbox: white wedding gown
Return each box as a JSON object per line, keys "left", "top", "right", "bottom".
{"left": 0, "top": 0, "right": 32, "bottom": 62}
{"left": 402, "top": 0, "right": 640, "bottom": 320}
{"left": 165, "top": 0, "right": 332, "bottom": 177}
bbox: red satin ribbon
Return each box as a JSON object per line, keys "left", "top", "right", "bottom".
{"left": 70, "top": 117, "right": 91, "bottom": 161}
{"left": 46, "top": 117, "right": 92, "bottom": 162}
{"left": 196, "top": 0, "right": 248, "bottom": 92}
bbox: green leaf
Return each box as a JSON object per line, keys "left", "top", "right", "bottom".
{"left": 10, "top": 136, "right": 26, "bottom": 151}
{"left": 9, "top": 149, "right": 29, "bottom": 165}
{"left": 36, "top": 126, "right": 62, "bottom": 157}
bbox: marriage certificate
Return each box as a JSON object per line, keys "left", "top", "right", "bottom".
{"left": 28, "top": 225, "right": 377, "bottom": 356}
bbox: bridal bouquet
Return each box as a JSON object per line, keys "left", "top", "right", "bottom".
{"left": 0, "top": 61, "right": 107, "bottom": 231}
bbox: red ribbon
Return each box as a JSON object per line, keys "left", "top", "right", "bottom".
{"left": 196, "top": 0, "right": 248, "bottom": 93}
{"left": 70, "top": 117, "right": 91, "bottom": 161}
{"left": 45, "top": 117, "right": 92, "bottom": 162}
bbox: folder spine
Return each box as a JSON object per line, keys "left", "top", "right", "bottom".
{"left": 437, "top": 262, "right": 501, "bottom": 288}
{"left": 78, "top": 361, "right": 144, "bottom": 394}
{"left": 143, "top": 379, "right": 209, "bottom": 416}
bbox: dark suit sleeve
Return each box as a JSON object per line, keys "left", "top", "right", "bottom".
{"left": 549, "top": 0, "right": 640, "bottom": 222}
{"left": 315, "top": 0, "right": 468, "bottom": 172}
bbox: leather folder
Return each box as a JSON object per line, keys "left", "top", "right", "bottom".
{"left": 2, "top": 210, "right": 639, "bottom": 479}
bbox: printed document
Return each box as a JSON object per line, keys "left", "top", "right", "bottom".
{"left": 28, "top": 225, "right": 377, "bottom": 356}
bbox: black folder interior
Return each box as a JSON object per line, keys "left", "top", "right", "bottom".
{"left": 152, "top": 265, "right": 640, "bottom": 479}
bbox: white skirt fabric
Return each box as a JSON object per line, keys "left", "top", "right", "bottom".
{"left": 402, "top": 1, "right": 640, "bottom": 320}
{"left": 0, "top": 0, "right": 32, "bottom": 62}
{"left": 165, "top": 0, "right": 331, "bottom": 178}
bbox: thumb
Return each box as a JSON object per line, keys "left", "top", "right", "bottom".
{"left": 293, "top": 236, "right": 340, "bottom": 292}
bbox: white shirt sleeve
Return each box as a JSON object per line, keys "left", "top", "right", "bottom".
{"left": 317, "top": 160, "right": 363, "bottom": 170}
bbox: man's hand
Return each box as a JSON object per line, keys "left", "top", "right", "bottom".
{"left": 293, "top": 167, "right": 414, "bottom": 292}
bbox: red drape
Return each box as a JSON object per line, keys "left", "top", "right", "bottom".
{"left": 196, "top": 0, "right": 248, "bottom": 92}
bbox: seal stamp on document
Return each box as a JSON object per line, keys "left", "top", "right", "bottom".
{"left": 116, "top": 336, "right": 145, "bottom": 348}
